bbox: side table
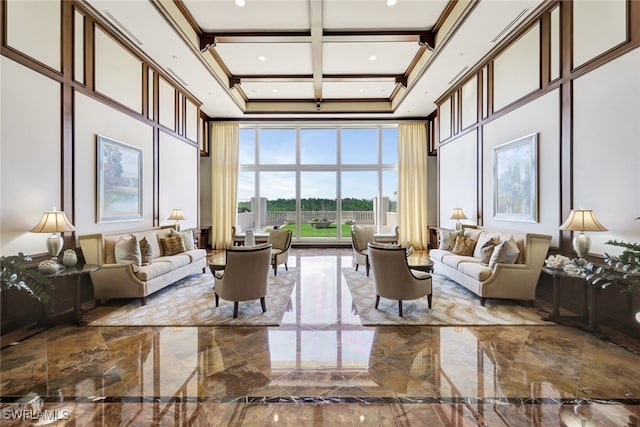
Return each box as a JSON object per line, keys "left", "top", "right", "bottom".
{"left": 43, "top": 264, "right": 99, "bottom": 326}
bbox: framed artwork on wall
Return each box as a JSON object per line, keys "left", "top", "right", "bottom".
{"left": 96, "top": 135, "right": 143, "bottom": 223}
{"left": 493, "top": 133, "right": 538, "bottom": 222}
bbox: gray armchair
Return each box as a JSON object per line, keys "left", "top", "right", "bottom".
{"left": 367, "top": 242, "right": 432, "bottom": 317}
{"left": 213, "top": 243, "right": 272, "bottom": 318}
{"left": 351, "top": 225, "right": 375, "bottom": 276}
{"left": 268, "top": 228, "right": 292, "bottom": 276}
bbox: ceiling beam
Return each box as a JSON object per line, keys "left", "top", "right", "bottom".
{"left": 309, "top": 0, "right": 323, "bottom": 101}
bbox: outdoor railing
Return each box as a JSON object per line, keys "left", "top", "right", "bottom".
{"left": 265, "top": 210, "right": 374, "bottom": 225}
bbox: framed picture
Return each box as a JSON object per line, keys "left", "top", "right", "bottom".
{"left": 492, "top": 133, "right": 538, "bottom": 222}
{"left": 97, "top": 135, "right": 143, "bottom": 223}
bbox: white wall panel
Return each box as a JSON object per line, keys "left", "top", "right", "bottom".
{"left": 493, "top": 24, "right": 540, "bottom": 111}
{"left": 438, "top": 130, "right": 477, "bottom": 230}
{"left": 439, "top": 98, "right": 452, "bottom": 141}
{"left": 573, "top": 48, "right": 640, "bottom": 256}
{"left": 95, "top": 28, "right": 142, "bottom": 113}
{"left": 461, "top": 75, "right": 478, "bottom": 129}
{"left": 550, "top": 6, "right": 560, "bottom": 81}
{"left": 6, "top": 0, "right": 61, "bottom": 71}
{"left": 159, "top": 132, "right": 199, "bottom": 230}
{"left": 573, "top": 0, "right": 626, "bottom": 68}
{"left": 74, "top": 92, "right": 154, "bottom": 236}
{"left": 1, "top": 58, "right": 61, "bottom": 256}
{"left": 482, "top": 90, "right": 560, "bottom": 246}
{"left": 186, "top": 100, "right": 199, "bottom": 143}
{"left": 74, "top": 10, "right": 85, "bottom": 84}
{"left": 159, "top": 77, "right": 176, "bottom": 130}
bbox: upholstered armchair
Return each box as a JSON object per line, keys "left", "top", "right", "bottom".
{"left": 268, "top": 228, "right": 292, "bottom": 276}
{"left": 213, "top": 243, "right": 272, "bottom": 318}
{"left": 374, "top": 225, "right": 399, "bottom": 244}
{"left": 367, "top": 242, "right": 432, "bottom": 317}
{"left": 351, "top": 225, "right": 375, "bottom": 276}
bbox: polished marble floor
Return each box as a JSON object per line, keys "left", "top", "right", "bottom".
{"left": 1, "top": 248, "right": 639, "bottom": 426}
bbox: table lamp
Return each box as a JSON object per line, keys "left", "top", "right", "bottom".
{"left": 559, "top": 208, "right": 607, "bottom": 258}
{"left": 30, "top": 207, "right": 76, "bottom": 260}
{"left": 168, "top": 209, "right": 185, "bottom": 231}
{"left": 449, "top": 207, "right": 467, "bottom": 231}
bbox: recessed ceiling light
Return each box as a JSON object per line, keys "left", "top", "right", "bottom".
{"left": 258, "top": 55, "right": 266, "bottom": 61}
{"left": 171, "top": 54, "right": 178, "bottom": 60}
{"left": 272, "top": 89, "right": 278, "bottom": 93}
{"left": 386, "top": 0, "right": 398, "bottom": 6}
{"left": 359, "top": 89, "right": 365, "bottom": 93}
{"left": 368, "top": 55, "right": 377, "bottom": 61}
{"left": 235, "top": 0, "right": 246, "bottom": 6}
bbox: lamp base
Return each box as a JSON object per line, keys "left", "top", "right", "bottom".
{"left": 46, "top": 234, "right": 64, "bottom": 259}
{"left": 455, "top": 222, "right": 462, "bottom": 231}
{"left": 573, "top": 232, "right": 591, "bottom": 258}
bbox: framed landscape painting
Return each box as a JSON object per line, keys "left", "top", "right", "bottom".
{"left": 492, "top": 133, "right": 538, "bottom": 222}
{"left": 97, "top": 135, "right": 143, "bottom": 223}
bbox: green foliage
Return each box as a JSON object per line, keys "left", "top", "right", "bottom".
{"left": 0, "top": 253, "right": 49, "bottom": 302}
{"left": 573, "top": 240, "right": 640, "bottom": 293}
{"left": 239, "top": 198, "right": 375, "bottom": 212}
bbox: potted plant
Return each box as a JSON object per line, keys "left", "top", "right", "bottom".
{"left": 308, "top": 217, "right": 332, "bottom": 229}
{"left": 1, "top": 253, "right": 49, "bottom": 302}
{"left": 572, "top": 240, "right": 640, "bottom": 293}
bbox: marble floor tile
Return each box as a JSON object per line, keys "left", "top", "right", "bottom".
{"left": 1, "top": 248, "right": 639, "bottom": 426}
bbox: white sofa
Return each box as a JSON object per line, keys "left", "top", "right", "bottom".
{"left": 429, "top": 227, "right": 551, "bottom": 306}
{"left": 79, "top": 226, "right": 207, "bottom": 305}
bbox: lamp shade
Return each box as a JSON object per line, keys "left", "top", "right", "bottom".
{"left": 559, "top": 209, "right": 607, "bottom": 232}
{"left": 30, "top": 209, "right": 76, "bottom": 233}
{"left": 449, "top": 207, "right": 468, "bottom": 220}
{"left": 167, "top": 209, "right": 185, "bottom": 221}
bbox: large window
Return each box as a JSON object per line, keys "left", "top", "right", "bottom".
{"left": 238, "top": 125, "right": 397, "bottom": 242}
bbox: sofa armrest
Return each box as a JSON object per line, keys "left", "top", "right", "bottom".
{"left": 79, "top": 234, "right": 105, "bottom": 266}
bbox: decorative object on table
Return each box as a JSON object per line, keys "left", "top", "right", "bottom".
{"left": 571, "top": 240, "right": 640, "bottom": 293}
{"left": 449, "top": 207, "right": 467, "bottom": 231}
{"left": 62, "top": 249, "right": 78, "bottom": 267}
{"left": 559, "top": 207, "right": 607, "bottom": 258}
{"left": 493, "top": 133, "right": 538, "bottom": 222}
{"left": 0, "top": 253, "right": 49, "bottom": 302}
{"left": 97, "top": 135, "right": 143, "bottom": 223}
{"left": 544, "top": 254, "right": 571, "bottom": 269}
{"left": 38, "top": 259, "right": 62, "bottom": 274}
{"left": 244, "top": 229, "right": 256, "bottom": 246}
{"left": 167, "top": 208, "right": 185, "bottom": 231}
{"left": 30, "top": 207, "right": 76, "bottom": 262}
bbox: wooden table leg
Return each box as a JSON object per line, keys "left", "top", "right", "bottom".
{"left": 74, "top": 275, "right": 87, "bottom": 326}
{"left": 551, "top": 275, "right": 560, "bottom": 318}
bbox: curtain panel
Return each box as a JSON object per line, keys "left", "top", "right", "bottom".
{"left": 210, "top": 122, "right": 239, "bottom": 249}
{"left": 398, "top": 122, "right": 429, "bottom": 249}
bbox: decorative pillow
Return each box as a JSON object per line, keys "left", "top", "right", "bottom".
{"left": 473, "top": 232, "right": 501, "bottom": 258}
{"left": 170, "top": 229, "right": 195, "bottom": 251}
{"left": 478, "top": 238, "right": 499, "bottom": 265}
{"left": 451, "top": 235, "right": 477, "bottom": 256}
{"left": 438, "top": 229, "right": 463, "bottom": 251}
{"left": 488, "top": 237, "right": 520, "bottom": 268}
{"left": 114, "top": 235, "right": 141, "bottom": 267}
{"left": 161, "top": 236, "right": 186, "bottom": 256}
{"left": 139, "top": 237, "right": 154, "bottom": 266}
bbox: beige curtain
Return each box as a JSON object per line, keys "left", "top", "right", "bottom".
{"left": 398, "top": 122, "right": 429, "bottom": 250}
{"left": 210, "top": 122, "right": 239, "bottom": 249}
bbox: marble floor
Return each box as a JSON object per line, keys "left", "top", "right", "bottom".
{"left": 1, "top": 248, "right": 639, "bottom": 426}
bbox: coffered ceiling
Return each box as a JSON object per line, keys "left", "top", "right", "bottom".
{"left": 86, "top": 0, "right": 544, "bottom": 119}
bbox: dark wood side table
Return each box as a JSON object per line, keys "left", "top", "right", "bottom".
{"left": 541, "top": 266, "right": 601, "bottom": 335}
{"left": 43, "top": 264, "right": 99, "bottom": 326}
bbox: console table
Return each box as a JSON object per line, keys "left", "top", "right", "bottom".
{"left": 43, "top": 264, "right": 99, "bottom": 326}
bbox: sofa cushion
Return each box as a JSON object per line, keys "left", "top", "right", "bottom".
{"left": 139, "top": 237, "right": 154, "bottom": 266}
{"left": 154, "top": 254, "right": 192, "bottom": 269}
{"left": 160, "top": 236, "right": 185, "bottom": 256}
{"left": 114, "top": 235, "right": 141, "bottom": 267}
{"left": 478, "top": 240, "right": 498, "bottom": 265}
{"left": 473, "top": 232, "right": 501, "bottom": 258}
{"left": 458, "top": 262, "right": 493, "bottom": 281}
{"left": 183, "top": 249, "right": 206, "bottom": 263}
{"left": 489, "top": 237, "right": 520, "bottom": 268}
{"left": 104, "top": 236, "right": 119, "bottom": 264}
{"left": 463, "top": 227, "right": 483, "bottom": 241}
{"left": 428, "top": 249, "right": 451, "bottom": 263}
{"left": 133, "top": 230, "right": 162, "bottom": 259}
{"left": 451, "top": 235, "right": 477, "bottom": 256}
{"left": 171, "top": 229, "right": 196, "bottom": 251}
{"left": 438, "top": 229, "right": 463, "bottom": 251}
{"left": 135, "top": 261, "right": 175, "bottom": 281}
{"left": 442, "top": 254, "right": 480, "bottom": 269}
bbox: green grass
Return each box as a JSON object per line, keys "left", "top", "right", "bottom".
{"left": 280, "top": 223, "right": 352, "bottom": 238}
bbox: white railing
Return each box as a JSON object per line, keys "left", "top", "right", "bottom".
{"left": 265, "top": 210, "right": 375, "bottom": 225}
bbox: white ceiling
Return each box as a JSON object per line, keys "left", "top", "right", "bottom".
{"left": 86, "top": 0, "right": 543, "bottom": 120}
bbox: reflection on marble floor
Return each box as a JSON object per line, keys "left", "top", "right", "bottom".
{"left": 1, "top": 248, "right": 639, "bottom": 426}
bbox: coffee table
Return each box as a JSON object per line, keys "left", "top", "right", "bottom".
{"left": 407, "top": 250, "right": 434, "bottom": 273}
{"left": 208, "top": 250, "right": 226, "bottom": 272}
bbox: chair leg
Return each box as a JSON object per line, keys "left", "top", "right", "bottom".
{"left": 428, "top": 294, "right": 433, "bottom": 309}
{"left": 285, "top": 263, "right": 288, "bottom": 271}
{"left": 273, "top": 264, "right": 278, "bottom": 276}
{"left": 355, "top": 264, "right": 359, "bottom": 272}
{"left": 215, "top": 293, "right": 219, "bottom": 307}
{"left": 233, "top": 302, "right": 239, "bottom": 318}
{"left": 398, "top": 300, "right": 403, "bottom": 317}
{"left": 374, "top": 295, "right": 380, "bottom": 309}
{"left": 365, "top": 259, "right": 370, "bottom": 277}
{"left": 260, "top": 297, "right": 266, "bottom": 313}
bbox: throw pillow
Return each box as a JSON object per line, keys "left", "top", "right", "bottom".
{"left": 451, "top": 235, "right": 477, "bottom": 256}
{"left": 170, "top": 229, "right": 195, "bottom": 251}
{"left": 438, "top": 229, "right": 463, "bottom": 251}
{"left": 488, "top": 237, "right": 520, "bottom": 268}
{"left": 161, "top": 236, "right": 186, "bottom": 256}
{"left": 478, "top": 238, "right": 499, "bottom": 265}
{"left": 114, "top": 235, "right": 142, "bottom": 267}
{"left": 139, "top": 237, "right": 154, "bottom": 266}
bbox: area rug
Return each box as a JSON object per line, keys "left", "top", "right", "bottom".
{"left": 85, "top": 269, "right": 297, "bottom": 327}
{"left": 342, "top": 268, "right": 552, "bottom": 326}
